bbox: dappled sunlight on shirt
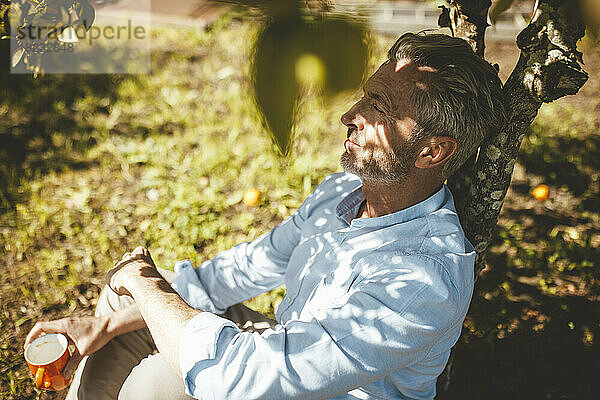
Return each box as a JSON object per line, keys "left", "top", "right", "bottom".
{"left": 171, "top": 172, "right": 475, "bottom": 400}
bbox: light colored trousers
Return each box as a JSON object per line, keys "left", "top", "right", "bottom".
{"left": 64, "top": 269, "right": 276, "bottom": 400}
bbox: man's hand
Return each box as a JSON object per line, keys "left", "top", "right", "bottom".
{"left": 106, "top": 246, "right": 157, "bottom": 297}
{"left": 24, "top": 315, "right": 111, "bottom": 379}
{"left": 104, "top": 246, "right": 201, "bottom": 376}
{"left": 23, "top": 247, "right": 156, "bottom": 380}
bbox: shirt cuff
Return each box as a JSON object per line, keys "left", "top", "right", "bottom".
{"left": 179, "top": 312, "right": 240, "bottom": 397}
{"left": 170, "top": 260, "right": 226, "bottom": 314}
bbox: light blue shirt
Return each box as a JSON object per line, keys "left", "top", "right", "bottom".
{"left": 171, "top": 172, "right": 475, "bottom": 400}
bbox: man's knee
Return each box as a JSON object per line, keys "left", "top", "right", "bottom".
{"left": 94, "top": 268, "right": 174, "bottom": 317}
{"left": 118, "top": 353, "right": 191, "bottom": 400}
{"left": 94, "top": 285, "right": 135, "bottom": 317}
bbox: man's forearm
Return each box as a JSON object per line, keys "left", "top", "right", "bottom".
{"left": 124, "top": 268, "right": 202, "bottom": 376}
{"left": 105, "top": 304, "right": 147, "bottom": 338}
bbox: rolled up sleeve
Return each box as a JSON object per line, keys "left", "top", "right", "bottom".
{"left": 171, "top": 260, "right": 221, "bottom": 313}
{"left": 179, "top": 312, "right": 240, "bottom": 396}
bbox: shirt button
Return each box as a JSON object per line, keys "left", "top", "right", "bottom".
{"left": 285, "top": 298, "right": 291, "bottom": 304}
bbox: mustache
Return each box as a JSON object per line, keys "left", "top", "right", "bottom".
{"left": 346, "top": 128, "right": 362, "bottom": 146}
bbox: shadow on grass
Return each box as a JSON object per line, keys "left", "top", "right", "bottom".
{"left": 442, "top": 246, "right": 599, "bottom": 398}
{"left": 444, "top": 290, "right": 599, "bottom": 398}
{"left": 0, "top": 41, "right": 129, "bottom": 212}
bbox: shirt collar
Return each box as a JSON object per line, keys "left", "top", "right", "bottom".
{"left": 336, "top": 182, "right": 448, "bottom": 229}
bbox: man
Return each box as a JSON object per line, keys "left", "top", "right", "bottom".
{"left": 25, "top": 32, "right": 505, "bottom": 399}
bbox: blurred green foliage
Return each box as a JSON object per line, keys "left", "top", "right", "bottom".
{"left": 251, "top": 0, "right": 368, "bottom": 154}
{"left": 253, "top": 14, "right": 368, "bottom": 154}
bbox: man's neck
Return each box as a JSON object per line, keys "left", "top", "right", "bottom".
{"left": 358, "top": 174, "right": 443, "bottom": 219}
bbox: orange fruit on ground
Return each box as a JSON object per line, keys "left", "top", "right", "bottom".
{"left": 532, "top": 184, "right": 549, "bottom": 201}
{"left": 243, "top": 188, "right": 262, "bottom": 207}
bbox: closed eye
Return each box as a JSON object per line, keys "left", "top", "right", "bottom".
{"left": 362, "top": 93, "right": 386, "bottom": 114}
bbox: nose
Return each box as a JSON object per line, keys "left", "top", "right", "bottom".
{"left": 340, "top": 108, "right": 353, "bottom": 126}
{"left": 341, "top": 102, "right": 364, "bottom": 131}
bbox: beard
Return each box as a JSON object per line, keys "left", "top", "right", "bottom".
{"left": 340, "top": 140, "right": 417, "bottom": 184}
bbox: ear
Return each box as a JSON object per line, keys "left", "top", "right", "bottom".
{"left": 414, "top": 136, "right": 458, "bottom": 169}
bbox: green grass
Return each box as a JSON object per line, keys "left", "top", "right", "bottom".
{"left": 1, "top": 11, "right": 599, "bottom": 400}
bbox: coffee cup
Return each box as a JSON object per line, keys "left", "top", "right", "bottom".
{"left": 24, "top": 333, "right": 73, "bottom": 391}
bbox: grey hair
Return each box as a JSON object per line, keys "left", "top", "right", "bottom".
{"left": 387, "top": 32, "right": 507, "bottom": 178}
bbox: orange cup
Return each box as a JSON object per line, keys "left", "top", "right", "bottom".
{"left": 24, "top": 333, "right": 73, "bottom": 391}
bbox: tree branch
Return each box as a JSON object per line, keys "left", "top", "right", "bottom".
{"left": 438, "top": 0, "right": 491, "bottom": 57}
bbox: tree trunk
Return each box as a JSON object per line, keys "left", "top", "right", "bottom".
{"left": 437, "top": 0, "right": 588, "bottom": 394}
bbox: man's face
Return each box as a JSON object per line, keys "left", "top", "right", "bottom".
{"left": 340, "top": 59, "right": 426, "bottom": 184}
